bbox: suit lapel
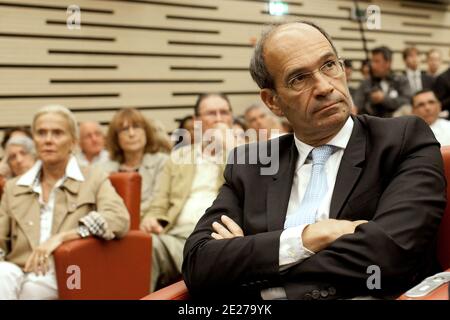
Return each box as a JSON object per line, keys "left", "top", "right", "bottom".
{"left": 266, "top": 137, "right": 298, "bottom": 231}
{"left": 330, "top": 116, "right": 366, "bottom": 219}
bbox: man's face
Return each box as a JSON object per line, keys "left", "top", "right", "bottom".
{"left": 79, "top": 122, "right": 105, "bottom": 158}
{"left": 196, "top": 96, "right": 233, "bottom": 132}
{"left": 371, "top": 53, "right": 391, "bottom": 78}
{"left": 246, "top": 108, "right": 272, "bottom": 130}
{"left": 6, "top": 145, "right": 35, "bottom": 176}
{"left": 412, "top": 91, "right": 441, "bottom": 126}
{"left": 261, "top": 24, "right": 351, "bottom": 142}
{"left": 427, "top": 51, "right": 442, "bottom": 74}
{"left": 405, "top": 51, "right": 419, "bottom": 70}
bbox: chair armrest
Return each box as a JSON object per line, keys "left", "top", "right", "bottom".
{"left": 141, "top": 280, "right": 190, "bottom": 300}
{"left": 397, "top": 268, "right": 450, "bottom": 300}
{"left": 54, "top": 230, "right": 151, "bottom": 300}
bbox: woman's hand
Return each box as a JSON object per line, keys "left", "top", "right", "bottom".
{"left": 24, "top": 233, "right": 64, "bottom": 276}
{"left": 140, "top": 216, "right": 164, "bottom": 234}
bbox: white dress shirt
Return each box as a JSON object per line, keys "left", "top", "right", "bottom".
{"left": 16, "top": 156, "right": 84, "bottom": 244}
{"left": 406, "top": 69, "right": 422, "bottom": 93}
{"left": 261, "top": 117, "right": 354, "bottom": 300}
{"left": 430, "top": 118, "right": 450, "bottom": 147}
{"left": 176, "top": 147, "right": 221, "bottom": 226}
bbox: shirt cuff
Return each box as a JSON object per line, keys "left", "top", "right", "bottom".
{"left": 279, "top": 224, "right": 315, "bottom": 267}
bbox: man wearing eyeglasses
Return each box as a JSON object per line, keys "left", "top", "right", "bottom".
{"left": 183, "top": 21, "right": 446, "bottom": 300}
{"left": 142, "top": 93, "right": 236, "bottom": 292}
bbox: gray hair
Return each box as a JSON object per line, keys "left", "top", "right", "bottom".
{"left": 6, "top": 135, "right": 36, "bottom": 157}
{"left": 32, "top": 104, "right": 79, "bottom": 140}
{"left": 249, "top": 20, "right": 339, "bottom": 90}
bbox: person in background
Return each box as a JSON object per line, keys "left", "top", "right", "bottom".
{"left": 75, "top": 121, "right": 109, "bottom": 167}
{"left": 173, "top": 115, "right": 195, "bottom": 150}
{"left": 426, "top": 49, "right": 443, "bottom": 78}
{"left": 103, "top": 108, "right": 169, "bottom": 216}
{"left": 354, "top": 46, "right": 412, "bottom": 117}
{"left": 402, "top": 47, "right": 434, "bottom": 94}
{"left": 411, "top": 89, "right": 450, "bottom": 146}
{"left": 360, "top": 59, "right": 370, "bottom": 80}
{"left": 244, "top": 103, "right": 284, "bottom": 141}
{"left": 232, "top": 117, "right": 248, "bottom": 146}
{"left": 0, "top": 127, "right": 32, "bottom": 179}
{"left": 150, "top": 119, "right": 173, "bottom": 154}
{"left": 433, "top": 58, "right": 450, "bottom": 118}
{"left": 0, "top": 105, "right": 129, "bottom": 299}
{"left": 141, "top": 93, "right": 236, "bottom": 292}
{"left": 344, "top": 59, "right": 357, "bottom": 102}
{"left": 5, "top": 136, "right": 36, "bottom": 177}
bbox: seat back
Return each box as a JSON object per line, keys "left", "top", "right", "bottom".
{"left": 438, "top": 146, "right": 450, "bottom": 270}
{"left": 109, "top": 172, "right": 142, "bottom": 230}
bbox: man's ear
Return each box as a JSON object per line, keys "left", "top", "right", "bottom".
{"left": 260, "top": 89, "right": 284, "bottom": 117}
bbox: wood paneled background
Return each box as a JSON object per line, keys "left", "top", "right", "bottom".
{"left": 0, "top": 0, "right": 449, "bottom": 136}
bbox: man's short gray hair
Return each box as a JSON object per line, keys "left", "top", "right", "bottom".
{"left": 6, "top": 135, "right": 36, "bottom": 157}
{"left": 249, "top": 20, "right": 339, "bottom": 90}
{"left": 32, "top": 104, "right": 79, "bottom": 140}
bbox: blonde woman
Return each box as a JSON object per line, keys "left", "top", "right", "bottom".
{"left": 0, "top": 105, "right": 130, "bottom": 299}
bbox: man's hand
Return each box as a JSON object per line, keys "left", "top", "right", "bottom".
{"left": 370, "top": 90, "right": 385, "bottom": 104}
{"left": 140, "top": 216, "right": 164, "bottom": 234}
{"left": 24, "top": 233, "right": 63, "bottom": 276}
{"left": 302, "top": 219, "right": 368, "bottom": 253}
{"left": 211, "top": 215, "right": 244, "bottom": 239}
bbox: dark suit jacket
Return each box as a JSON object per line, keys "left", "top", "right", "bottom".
{"left": 183, "top": 115, "right": 446, "bottom": 300}
{"left": 402, "top": 70, "right": 434, "bottom": 92}
{"left": 433, "top": 68, "right": 450, "bottom": 117}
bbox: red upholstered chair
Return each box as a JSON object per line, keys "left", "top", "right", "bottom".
{"left": 54, "top": 172, "right": 152, "bottom": 300}
{"left": 142, "top": 279, "right": 189, "bottom": 300}
{"left": 398, "top": 146, "right": 450, "bottom": 300}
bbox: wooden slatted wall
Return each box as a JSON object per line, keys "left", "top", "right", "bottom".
{"left": 0, "top": 0, "right": 449, "bottom": 137}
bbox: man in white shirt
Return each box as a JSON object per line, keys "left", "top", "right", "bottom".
{"left": 411, "top": 89, "right": 450, "bottom": 146}
{"left": 183, "top": 21, "right": 446, "bottom": 300}
{"left": 75, "top": 121, "right": 109, "bottom": 167}
{"left": 402, "top": 47, "right": 434, "bottom": 94}
{"left": 140, "top": 93, "right": 235, "bottom": 292}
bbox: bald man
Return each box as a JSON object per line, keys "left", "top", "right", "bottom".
{"left": 183, "top": 21, "right": 445, "bottom": 300}
{"left": 76, "top": 121, "right": 109, "bottom": 167}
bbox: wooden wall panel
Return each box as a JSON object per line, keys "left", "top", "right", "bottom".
{"left": 0, "top": 0, "right": 449, "bottom": 137}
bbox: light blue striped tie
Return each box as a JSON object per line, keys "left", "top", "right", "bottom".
{"left": 284, "top": 145, "right": 336, "bottom": 228}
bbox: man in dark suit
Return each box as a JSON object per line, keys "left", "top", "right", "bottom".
{"left": 433, "top": 66, "right": 450, "bottom": 118}
{"left": 182, "top": 21, "right": 446, "bottom": 300}
{"left": 402, "top": 47, "right": 434, "bottom": 94}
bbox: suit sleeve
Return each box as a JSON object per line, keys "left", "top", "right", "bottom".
{"left": 284, "top": 117, "right": 446, "bottom": 299}
{"left": 182, "top": 158, "right": 283, "bottom": 297}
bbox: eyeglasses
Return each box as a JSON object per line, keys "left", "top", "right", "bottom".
{"left": 285, "top": 59, "right": 345, "bottom": 92}
{"left": 118, "top": 123, "right": 144, "bottom": 134}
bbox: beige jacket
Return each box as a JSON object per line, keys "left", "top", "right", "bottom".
{"left": 142, "top": 145, "right": 226, "bottom": 232}
{"left": 0, "top": 166, "right": 130, "bottom": 268}
{"left": 102, "top": 152, "right": 169, "bottom": 216}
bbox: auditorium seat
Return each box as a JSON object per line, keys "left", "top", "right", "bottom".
{"left": 54, "top": 172, "right": 152, "bottom": 300}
